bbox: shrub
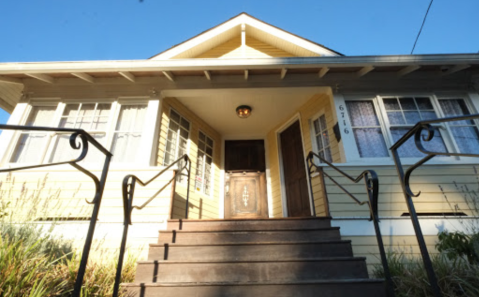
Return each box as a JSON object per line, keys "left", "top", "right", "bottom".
{"left": 373, "top": 251, "right": 479, "bottom": 297}
{"left": 0, "top": 223, "right": 136, "bottom": 297}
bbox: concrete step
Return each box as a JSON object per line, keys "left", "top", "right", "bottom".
{"left": 122, "top": 279, "right": 386, "bottom": 297}
{"left": 166, "top": 217, "right": 332, "bottom": 231}
{"left": 157, "top": 227, "right": 341, "bottom": 244}
{"left": 147, "top": 240, "right": 354, "bottom": 261}
{"left": 134, "top": 257, "right": 369, "bottom": 283}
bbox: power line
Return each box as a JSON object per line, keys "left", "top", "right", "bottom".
{"left": 411, "top": 0, "right": 434, "bottom": 55}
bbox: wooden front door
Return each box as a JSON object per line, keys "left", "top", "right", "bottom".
{"left": 280, "top": 121, "right": 311, "bottom": 217}
{"left": 224, "top": 140, "right": 268, "bottom": 219}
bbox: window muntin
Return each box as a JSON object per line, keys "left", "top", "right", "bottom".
{"left": 164, "top": 109, "right": 190, "bottom": 166}
{"left": 345, "top": 100, "right": 389, "bottom": 158}
{"left": 11, "top": 101, "right": 149, "bottom": 164}
{"left": 50, "top": 103, "right": 112, "bottom": 163}
{"left": 438, "top": 99, "right": 479, "bottom": 154}
{"left": 195, "top": 131, "right": 213, "bottom": 195}
{"left": 383, "top": 97, "right": 447, "bottom": 158}
{"left": 312, "top": 114, "right": 332, "bottom": 162}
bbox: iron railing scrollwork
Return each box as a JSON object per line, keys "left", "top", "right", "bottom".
{"left": 390, "top": 114, "right": 479, "bottom": 297}
{"left": 306, "top": 152, "right": 394, "bottom": 297}
{"left": 0, "top": 125, "right": 112, "bottom": 297}
{"left": 113, "top": 154, "right": 191, "bottom": 297}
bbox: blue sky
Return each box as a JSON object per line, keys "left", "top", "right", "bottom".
{"left": 0, "top": 0, "right": 478, "bottom": 122}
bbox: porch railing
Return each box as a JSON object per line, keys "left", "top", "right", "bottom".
{"left": 306, "top": 151, "right": 394, "bottom": 297}
{"left": 0, "top": 125, "right": 112, "bottom": 297}
{"left": 390, "top": 114, "right": 479, "bottom": 297}
{"left": 113, "top": 154, "right": 191, "bottom": 297}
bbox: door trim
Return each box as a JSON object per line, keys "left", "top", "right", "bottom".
{"left": 276, "top": 113, "right": 314, "bottom": 217}
{"left": 219, "top": 136, "right": 272, "bottom": 218}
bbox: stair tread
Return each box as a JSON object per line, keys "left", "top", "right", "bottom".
{"left": 167, "top": 217, "right": 332, "bottom": 223}
{"left": 149, "top": 240, "right": 352, "bottom": 247}
{"left": 160, "top": 227, "right": 340, "bottom": 233}
{"left": 122, "top": 278, "right": 384, "bottom": 287}
{"left": 137, "top": 256, "right": 367, "bottom": 264}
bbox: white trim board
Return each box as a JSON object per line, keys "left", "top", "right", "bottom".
{"left": 332, "top": 217, "right": 478, "bottom": 236}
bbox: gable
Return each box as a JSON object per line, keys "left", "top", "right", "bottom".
{"left": 150, "top": 13, "right": 341, "bottom": 60}
{"left": 186, "top": 35, "right": 298, "bottom": 59}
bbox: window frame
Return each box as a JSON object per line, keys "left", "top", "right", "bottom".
{"left": 6, "top": 98, "right": 154, "bottom": 166}
{"left": 194, "top": 130, "right": 214, "bottom": 196}
{"left": 338, "top": 93, "right": 479, "bottom": 164}
{"left": 163, "top": 108, "right": 191, "bottom": 166}
{"left": 309, "top": 110, "right": 333, "bottom": 163}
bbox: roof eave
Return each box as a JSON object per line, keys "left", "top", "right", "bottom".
{"left": 0, "top": 54, "right": 478, "bottom": 74}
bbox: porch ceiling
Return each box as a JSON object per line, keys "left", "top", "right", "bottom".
{"left": 165, "top": 87, "right": 329, "bottom": 139}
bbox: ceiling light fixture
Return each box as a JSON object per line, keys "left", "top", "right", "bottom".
{"left": 236, "top": 105, "right": 252, "bottom": 119}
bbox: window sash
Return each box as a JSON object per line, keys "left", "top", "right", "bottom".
{"left": 312, "top": 115, "right": 332, "bottom": 163}
{"left": 195, "top": 131, "right": 213, "bottom": 195}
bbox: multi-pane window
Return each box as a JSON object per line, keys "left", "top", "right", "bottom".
{"left": 50, "top": 103, "right": 111, "bottom": 163}
{"left": 195, "top": 132, "right": 213, "bottom": 195}
{"left": 164, "top": 109, "right": 190, "bottom": 165}
{"left": 345, "top": 101, "right": 389, "bottom": 158}
{"left": 312, "top": 115, "right": 332, "bottom": 162}
{"left": 10, "top": 102, "right": 148, "bottom": 164}
{"left": 383, "top": 97, "right": 447, "bottom": 157}
{"left": 438, "top": 99, "right": 479, "bottom": 154}
{"left": 344, "top": 95, "right": 479, "bottom": 160}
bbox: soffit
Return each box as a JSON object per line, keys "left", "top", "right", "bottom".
{"left": 167, "top": 87, "right": 329, "bottom": 139}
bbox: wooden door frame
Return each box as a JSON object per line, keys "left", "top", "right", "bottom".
{"left": 276, "top": 113, "right": 314, "bottom": 217}
{"left": 218, "top": 136, "right": 274, "bottom": 218}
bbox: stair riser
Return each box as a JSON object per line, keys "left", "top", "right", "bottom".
{"left": 148, "top": 243, "right": 353, "bottom": 261}
{"left": 135, "top": 260, "right": 369, "bottom": 283}
{"left": 158, "top": 229, "right": 341, "bottom": 244}
{"left": 166, "top": 219, "right": 332, "bottom": 231}
{"left": 124, "top": 282, "right": 386, "bottom": 297}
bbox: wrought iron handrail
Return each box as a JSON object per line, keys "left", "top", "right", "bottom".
{"left": 0, "top": 124, "right": 112, "bottom": 297}
{"left": 306, "top": 151, "right": 394, "bottom": 297}
{"left": 390, "top": 114, "right": 479, "bottom": 297}
{"left": 113, "top": 154, "right": 192, "bottom": 297}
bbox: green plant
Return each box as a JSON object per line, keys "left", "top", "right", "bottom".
{"left": 436, "top": 231, "right": 479, "bottom": 264}
{"left": 0, "top": 223, "right": 137, "bottom": 297}
{"left": 373, "top": 251, "right": 479, "bottom": 297}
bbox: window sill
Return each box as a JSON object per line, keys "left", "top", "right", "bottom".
{"left": 331, "top": 156, "right": 479, "bottom": 168}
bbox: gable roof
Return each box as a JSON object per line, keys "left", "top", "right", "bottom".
{"left": 149, "top": 12, "right": 343, "bottom": 60}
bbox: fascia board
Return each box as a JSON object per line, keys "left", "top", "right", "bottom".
{"left": 151, "top": 17, "right": 243, "bottom": 60}
{"left": 0, "top": 54, "right": 478, "bottom": 74}
{"left": 243, "top": 16, "right": 339, "bottom": 56}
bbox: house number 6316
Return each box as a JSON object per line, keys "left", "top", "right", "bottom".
{"left": 338, "top": 105, "right": 350, "bottom": 134}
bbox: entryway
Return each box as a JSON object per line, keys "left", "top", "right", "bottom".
{"left": 280, "top": 120, "right": 312, "bottom": 217}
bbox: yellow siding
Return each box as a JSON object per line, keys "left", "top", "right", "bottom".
{"left": 326, "top": 164, "right": 479, "bottom": 217}
{"left": 267, "top": 91, "right": 339, "bottom": 217}
{"left": 194, "top": 36, "right": 295, "bottom": 59}
{"left": 345, "top": 235, "right": 439, "bottom": 275}
{"left": 158, "top": 98, "right": 222, "bottom": 219}
{"left": 0, "top": 169, "right": 175, "bottom": 223}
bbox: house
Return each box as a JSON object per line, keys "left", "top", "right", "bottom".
{"left": 0, "top": 12, "right": 479, "bottom": 280}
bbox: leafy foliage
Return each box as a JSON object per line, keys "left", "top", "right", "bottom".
{"left": 373, "top": 251, "right": 479, "bottom": 297}
{"left": 0, "top": 223, "right": 136, "bottom": 297}
{"left": 436, "top": 231, "right": 479, "bottom": 264}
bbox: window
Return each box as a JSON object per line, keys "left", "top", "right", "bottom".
{"left": 312, "top": 114, "right": 332, "bottom": 162}
{"left": 10, "top": 106, "right": 56, "bottom": 163}
{"left": 195, "top": 131, "right": 213, "bottom": 195}
{"left": 164, "top": 109, "right": 190, "bottom": 165}
{"left": 343, "top": 95, "right": 479, "bottom": 160}
{"left": 164, "top": 109, "right": 190, "bottom": 183}
{"left": 345, "top": 100, "right": 388, "bottom": 158}
{"left": 10, "top": 101, "right": 149, "bottom": 164}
